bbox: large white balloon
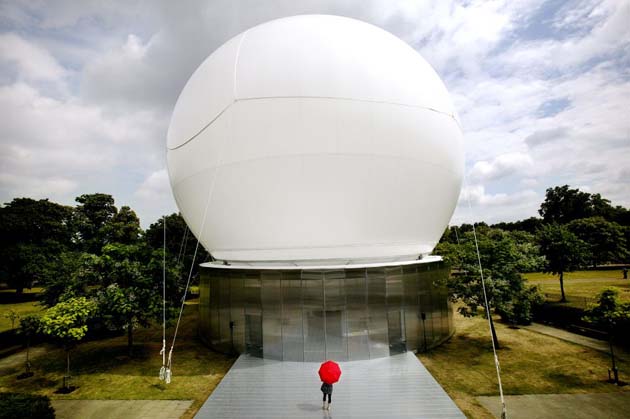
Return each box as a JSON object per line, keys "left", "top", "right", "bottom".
{"left": 167, "top": 15, "right": 463, "bottom": 265}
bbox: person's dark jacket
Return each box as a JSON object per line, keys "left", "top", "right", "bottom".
{"left": 321, "top": 382, "right": 333, "bottom": 394}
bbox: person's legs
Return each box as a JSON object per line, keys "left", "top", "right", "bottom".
{"left": 327, "top": 393, "right": 331, "bottom": 409}
{"left": 322, "top": 392, "right": 327, "bottom": 409}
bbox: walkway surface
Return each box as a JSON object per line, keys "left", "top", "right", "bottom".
{"left": 195, "top": 352, "right": 464, "bottom": 419}
{"left": 52, "top": 400, "right": 193, "bottom": 419}
{"left": 523, "top": 323, "right": 627, "bottom": 356}
{"left": 477, "top": 393, "right": 630, "bottom": 419}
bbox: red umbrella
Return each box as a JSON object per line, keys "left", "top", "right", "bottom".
{"left": 319, "top": 360, "right": 341, "bottom": 384}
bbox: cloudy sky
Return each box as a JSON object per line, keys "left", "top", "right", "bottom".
{"left": 0, "top": 0, "right": 628, "bottom": 227}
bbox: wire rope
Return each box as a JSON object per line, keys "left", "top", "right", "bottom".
{"left": 163, "top": 170, "right": 218, "bottom": 384}
{"left": 159, "top": 216, "right": 167, "bottom": 381}
{"left": 462, "top": 177, "right": 508, "bottom": 419}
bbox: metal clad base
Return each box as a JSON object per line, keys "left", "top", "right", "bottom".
{"left": 194, "top": 352, "right": 465, "bottom": 418}
{"left": 199, "top": 259, "right": 454, "bottom": 361}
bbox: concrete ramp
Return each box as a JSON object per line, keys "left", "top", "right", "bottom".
{"left": 195, "top": 352, "right": 464, "bottom": 418}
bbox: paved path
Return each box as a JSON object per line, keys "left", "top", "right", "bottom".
{"left": 523, "top": 323, "right": 626, "bottom": 356}
{"left": 477, "top": 393, "right": 630, "bottom": 419}
{"left": 195, "top": 352, "right": 464, "bottom": 419}
{"left": 52, "top": 400, "right": 193, "bottom": 419}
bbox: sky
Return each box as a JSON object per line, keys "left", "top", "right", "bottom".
{"left": 0, "top": 0, "right": 628, "bottom": 228}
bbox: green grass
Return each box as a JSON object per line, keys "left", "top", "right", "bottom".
{"left": 524, "top": 270, "right": 630, "bottom": 304}
{"left": 0, "top": 303, "right": 235, "bottom": 419}
{"left": 0, "top": 301, "right": 44, "bottom": 332}
{"left": 419, "top": 312, "right": 630, "bottom": 418}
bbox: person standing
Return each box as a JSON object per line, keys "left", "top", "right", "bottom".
{"left": 318, "top": 359, "right": 341, "bottom": 411}
{"left": 321, "top": 381, "right": 333, "bottom": 410}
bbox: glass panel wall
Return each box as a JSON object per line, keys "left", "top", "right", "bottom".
{"left": 302, "top": 271, "right": 325, "bottom": 362}
{"left": 198, "top": 260, "right": 453, "bottom": 361}
{"left": 281, "top": 271, "right": 303, "bottom": 361}
{"left": 324, "top": 270, "right": 347, "bottom": 361}
{"left": 367, "top": 268, "right": 389, "bottom": 358}
{"left": 261, "top": 271, "right": 282, "bottom": 360}
{"left": 345, "top": 269, "right": 369, "bottom": 360}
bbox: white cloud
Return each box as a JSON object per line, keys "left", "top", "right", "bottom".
{"left": 469, "top": 153, "right": 533, "bottom": 181}
{"left": 135, "top": 169, "right": 171, "bottom": 201}
{"left": 524, "top": 127, "right": 569, "bottom": 148}
{"left": 0, "top": 172, "right": 77, "bottom": 200}
{"left": 0, "top": 81, "right": 169, "bottom": 224}
{"left": 0, "top": 33, "right": 67, "bottom": 81}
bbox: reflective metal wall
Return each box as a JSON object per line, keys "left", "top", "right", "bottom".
{"left": 198, "top": 260, "right": 453, "bottom": 361}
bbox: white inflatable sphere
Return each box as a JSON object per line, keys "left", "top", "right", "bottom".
{"left": 167, "top": 15, "right": 463, "bottom": 265}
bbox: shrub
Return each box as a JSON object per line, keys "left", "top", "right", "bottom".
{"left": 496, "top": 285, "right": 546, "bottom": 325}
{"left": 0, "top": 393, "right": 55, "bottom": 419}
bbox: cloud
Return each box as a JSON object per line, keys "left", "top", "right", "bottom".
{"left": 453, "top": 184, "right": 540, "bottom": 224}
{"left": 0, "top": 172, "right": 77, "bottom": 201}
{"left": 0, "top": 81, "right": 168, "bottom": 224}
{"left": 0, "top": 33, "right": 67, "bottom": 81}
{"left": 525, "top": 127, "right": 568, "bottom": 147}
{"left": 469, "top": 153, "right": 533, "bottom": 181}
{"left": 135, "top": 169, "right": 171, "bottom": 201}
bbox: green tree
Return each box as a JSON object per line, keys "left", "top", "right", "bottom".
{"left": 3, "top": 308, "right": 19, "bottom": 329}
{"left": 102, "top": 205, "right": 141, "bottom": 245}
{"left": 583, "top": 287, "right": 630, "bottom": 384}
{"left": 39, "top": 297, "right": 97, "bottom": 389}
{"left": 539, "top": 185, "right": 594, "bottom": 224}
{"left": 144, "top": 213, "right": 209, "bottom": 283}
{"left": 491, "top": 217, "right": 543, "bottom": 234}
{"left": 0, "top": 198, "right": 74, "bottom": 294}
{"left": 94, "top": 243, "right": 181, "bottom": 356}
{"left": 73, "top": 193, "right": 117, "bottom": 254}
{"left": 38, "top": 252, "right": 100, "bottom": 307}
{"left": 537, "top": 223, "right": 588, "bottom": 302}
{"left": 18, "top": 315, "right": 40, "bottom": 376}
{"left": 568, "top": 217, "right": 627, "bottom": 267}
{"left": 436, "top": 227, "right": 546, "bottom": 347}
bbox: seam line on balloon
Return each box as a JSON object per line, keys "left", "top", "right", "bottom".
{"left": 233, "top": 30, "right": 248, "bottom": 100}
{"left": 168, "top": 102, "right": 234, "bottom": 150}
{"left": 235, "top": 95, "right": 456, "bottom": 119}
{"left": 168, "top": 96, "right": 459, "bottom": 150}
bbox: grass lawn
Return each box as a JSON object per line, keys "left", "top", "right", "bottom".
{"left": 0, "top": 287, "right": 45, "bottom": 332}
{"left": 523, "top": 270, "right": 630, "bottom": 304}
{"left": 419, "top": 312, "right": 630, "bottom": 418}
{"left": 0, "top": 302, "right": 236, "bottom": 419}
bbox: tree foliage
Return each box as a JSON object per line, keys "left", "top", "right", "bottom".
{"left": 144, "top": 212, "right": 209, "bottom": 282}
{"left": 0, "top": 198, "right": 74, "bottom": 294}
{"left": 94, "top": 243, "right": 182, "bottom": 355}
{"left": 102, "top": 205, "right": 141, "bottom": 245}
{"left": 39, "top": 297, "right": 97, "bottom": 344}
{"left": 436, "top": 227, "right": 545, "bottom": 325}
{"left": 539, "top": 185, "right": 630, "bottom": 227}
{"left": 583, "top": 287, "right": 630, "bottom": 335}
{"left": 537, "top": 223, "right": 588, "bottom": 301}
{"left": 568, "top": 217, "right": 627, "bottom": 266}
{"left": 73, "top": 193, "right": 117, "bottom": 254}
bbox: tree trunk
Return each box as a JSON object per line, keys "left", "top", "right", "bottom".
{"left": 489, "top": 315, "right": 501, "bottom": 350}
{"left": 559, "top": 271, "right": 566, "bottom": 302}
{"left": 127, "top": 317, "right": 134, "bottom": 357}
{"left": 65, "top": 350, "right": 70, "bottom": 389}
{"left": 609, "top": 335, "right": 619, "bottom": 384}
{"left": 25, "top": 338, "right": 30, "bottom": 373}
